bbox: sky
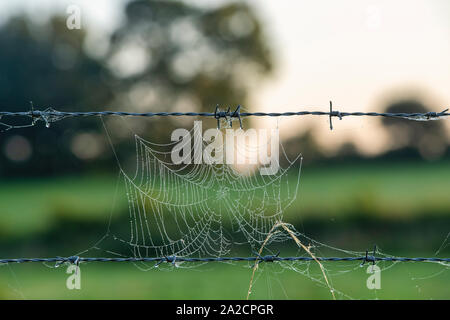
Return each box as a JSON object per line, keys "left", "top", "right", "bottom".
{"left": 0, "top": 0, "right": 449, "bottom": 155}
{"left": 250, "top": 0, "right": 450, "bottom": 154}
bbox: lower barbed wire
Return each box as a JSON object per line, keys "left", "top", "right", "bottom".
{"left": 1, "top": 255, "right": 449, "bottom": 265}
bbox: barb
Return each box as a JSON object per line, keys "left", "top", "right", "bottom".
{"left": 361, "top": 245, "right": 378, "bottom": 266}
{"left": 0, "top": 104, "right": 448, "bottom": 132}
{"left": 329, "top": 100, "right": 342, "bottom": 130}
{"left": 252, "top": 251, "right": 280, "bottom": 268}
{"left": 214, "top": 105, "right": 243, "bottom": 129}
{"left": 1, "top": 255, "right": 449, "bottom": 265}
{"left": 154, "top": 255, "right": 177, "bottom": 268}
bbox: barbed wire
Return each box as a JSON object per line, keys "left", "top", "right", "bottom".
{"left": 1, "top": 254, "right": 449, "bottom": 267}
{"left": 0, "top": 102, "right": 448, "bottom": 131}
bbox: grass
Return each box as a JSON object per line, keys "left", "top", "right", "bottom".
{"left": 0, "top": 260, "right": 448, "bottom": 299}
{"left": 0, "top": 175, "right": 126, "bottom": 236}
{"left": 288, "top": 160, "right": 450, "bottom": 219}
{"left": 0, "top": 159, "right": 449, "bottom": 299}
{"left": 0, "top": 160, "right": 449, "bottom": 237}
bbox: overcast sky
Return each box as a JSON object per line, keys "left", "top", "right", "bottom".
{"left": 1, "top": 0, "right": 449, "bottom": 155}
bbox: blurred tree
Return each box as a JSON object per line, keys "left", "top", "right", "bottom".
{"left": 106, "top": 0, "right": 273, "bottom": 135}
{"left": 0, "top": 16, "right": 113, "bottom": 176}
{"left": 380, "top": 99, "right": 448, "bottom": 160}
{"left": 0, "top": 0, "right": 273, "bottom": 176}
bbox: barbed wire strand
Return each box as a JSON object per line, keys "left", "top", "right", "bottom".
{"left": 0, "top": 255, "right": 449, "bottom": 266}
{"left": 0, "top": 102, "right": 448, "bottom": 131}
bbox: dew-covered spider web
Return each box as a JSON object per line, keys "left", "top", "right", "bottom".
{"left": 94, "top": 118, "right": 305, "bottom": 260}
{"left": 121, "top": 138, "right": 300, "bottom": 258}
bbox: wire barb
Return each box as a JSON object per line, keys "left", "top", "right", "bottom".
{"left": 361, "top": 245, "right": 377, "bottom": 266}
{"left": 154, "top": 255, "right": 177, "bottom": 268}
{"left": 251, "top": 251, "right": 280, "bottom": 268}
{"left": 232, "top": 104, "right": 243, "bottom": 129}
{"left": 214, "top": 105, "right": 243, "bottom": 129}
{"left": 329, "top": 100, "right": 342, "bottom": 130}
{"left": 260, "top": 251, "right": 281, "bottom": 263}
{"left": 427, "top": 108, "right": 449, "bottom": 119}
{"left": 55, "top": 255, "right": 80, "bottom": 268}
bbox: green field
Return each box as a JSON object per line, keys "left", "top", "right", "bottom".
{"left": 0, "top": 160, "right": 449, "bottom": 299}
{"left": 1, "top": 160, "right": 449, "bottom": 236}
{"left": 1, "top": 260, "right": 448, "bottom": 299}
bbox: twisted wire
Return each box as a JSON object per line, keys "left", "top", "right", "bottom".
{"left": 1, "top": 255, "right": 449, "bottom": 265}
{"left": 0, "top": 103, "right": 448, "bottom": 131}
{"left": 1, "top": 109, "right": 448, "bottom": 119}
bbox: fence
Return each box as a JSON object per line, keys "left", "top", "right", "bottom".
{"left": 1, "top": 254, "right": 450, "bottom": 267}
{"left": 0, "top": 103, "right": 449, "bottom": 268}
{"left": 0, "top": 102, "right": 448, "bottom": 130}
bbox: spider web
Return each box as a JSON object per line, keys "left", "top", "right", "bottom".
{"left": 100, "top": 121, "right": 302, "bottom": 260}
{"left": 72, "top": 116, "right": 449, "bottom": 299}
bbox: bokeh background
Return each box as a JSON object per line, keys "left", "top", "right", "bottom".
{"left": 0, "top": 0, "right": 449, "bottom": 299}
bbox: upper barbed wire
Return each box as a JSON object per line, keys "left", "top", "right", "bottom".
{"left": 0, "top": 101, "right": 448, "bottom": 131}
